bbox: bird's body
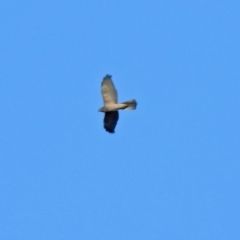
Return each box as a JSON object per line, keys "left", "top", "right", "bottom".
{"left": 99, "top": 75, "right": 137, "bottom": 133}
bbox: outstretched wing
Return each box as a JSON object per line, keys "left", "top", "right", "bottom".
{"left": 101, "top": 75, "right": 118, "bottom": 105}
{"left": 104, "top": 111, "right": 119, "bottom": 133}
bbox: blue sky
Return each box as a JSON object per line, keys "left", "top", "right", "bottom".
{"left": 1, "top": 1, "right": 240, "bottom": 239}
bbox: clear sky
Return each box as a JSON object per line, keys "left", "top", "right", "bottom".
{"left": 1, "top": 1, "right": 240, "bottom": 239}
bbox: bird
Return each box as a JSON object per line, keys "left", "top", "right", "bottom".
{"left": 98, "top": 74, "right": 137, "bottom": 133}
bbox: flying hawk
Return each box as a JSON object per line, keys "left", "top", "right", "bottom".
{"left": 98, "top": 75, "right": 137, "bottom": 133}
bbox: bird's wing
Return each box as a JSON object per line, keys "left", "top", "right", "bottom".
{"left": 104, "top": 111, "right": 119, "bottom": 133}
{"left": 101, "top": 75, "right": 118, "bottom": 105}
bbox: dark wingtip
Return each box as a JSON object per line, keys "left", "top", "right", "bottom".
{"left": 105, "top": 128, "right": 115, "bottom": 133}
{"left": 104, "top": 74, "right": 112, "bottom": 79}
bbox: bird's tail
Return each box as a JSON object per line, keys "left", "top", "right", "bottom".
{"left": 121, "top": 99, "right": 137, "bottom": 110}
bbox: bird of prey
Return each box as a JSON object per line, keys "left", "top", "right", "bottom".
{"left": 98, "top": 75, "right": 137, "bottom": 133}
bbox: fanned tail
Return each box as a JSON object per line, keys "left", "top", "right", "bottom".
{"left": 121, "top": 99, "right": 137, "bottom": 110}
